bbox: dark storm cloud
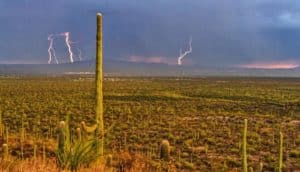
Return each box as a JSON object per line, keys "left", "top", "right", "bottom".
{"left": 0, "top": 0, "right": 300, "bottom": 67}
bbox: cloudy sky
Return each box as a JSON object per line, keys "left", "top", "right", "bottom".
{"left": 0, "top": 0, "right": 300, "bottom": 68}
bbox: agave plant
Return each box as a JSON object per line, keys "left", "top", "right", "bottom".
{"left": 56, "top": 120, "right": 101, "bottom": 172}
{"left": 56, "top": 136, "right": 100, "bottom": 172}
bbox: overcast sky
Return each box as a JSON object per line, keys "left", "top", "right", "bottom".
{"left": 1, "top": 0, "right": 300, "bottom": 68}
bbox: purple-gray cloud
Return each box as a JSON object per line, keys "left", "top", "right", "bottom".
{"left": 0, "top": 0, "right": 300, "bottom": 67}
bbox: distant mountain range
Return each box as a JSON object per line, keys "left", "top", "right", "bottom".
{"left": 0, "top": 59, "right": 299, "bottom": 77}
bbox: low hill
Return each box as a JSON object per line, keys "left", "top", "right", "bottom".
{"left": 0, "top": 60, "right": 299, "bottom": 77}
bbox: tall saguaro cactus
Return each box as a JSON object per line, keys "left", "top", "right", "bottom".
{"left": 278, "top": 132, "right": 283, "bottom": 172}
{"left": 243, "top": 119, "right": 248, "bottom": 172}
{"left": 95, "top": 12, "right": 104, "bottom": 156}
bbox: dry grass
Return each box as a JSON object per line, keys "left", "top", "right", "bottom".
{"left": 0, "top": 158, "right": 57, "bottom": 172}
{"left": 0, "top": 152, "right": 159, "bottom": 172}
{"left": 0, "top": 158, "right": 107, "bottom": 172}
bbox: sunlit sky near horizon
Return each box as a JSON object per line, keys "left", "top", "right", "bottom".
{"left": 0, "top": 0, "right": 300, "bottom": 69}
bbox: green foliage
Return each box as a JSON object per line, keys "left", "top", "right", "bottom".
{"left": 56, "top": 120, "right": 100, "bottom": 172}
{"left": 57, "top": 138, "right": 99, "bottom": 172}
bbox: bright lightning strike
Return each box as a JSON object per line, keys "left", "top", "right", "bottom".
{"left": 47, "top": 34, "right": 58, "bottom": 64}
{"left": 63, "top": 32, "right": 74, "bottom": 63}
{"left": 177, "top": 37, "right": 192, "bottom": 66}
{"left": 47, "top": 32, "right": 82, "bottom": 64}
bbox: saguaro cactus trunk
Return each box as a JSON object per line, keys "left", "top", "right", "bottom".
{"left": 243, "top": 119, "right": 248, "bottom": 172}
{"left": 95, "top": 13, "right": 104, "bottom": 156}
{"left": 278, "top": 132, "right": 283, "bottom": 172}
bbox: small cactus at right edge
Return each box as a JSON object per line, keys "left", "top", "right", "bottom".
{"left": 243, "top": 119, "right": 248, "bottom": 172}
{"left": 279, "top": 131, "right": 283, "bottom": 172}
{"left": 3, "top": 143, "right": 8, "bottom": 160}
{"left": 160, "top": 140, "right": 171, "bottom": 161}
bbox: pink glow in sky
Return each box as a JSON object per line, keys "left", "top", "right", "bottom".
{"left": 239, "top": 61, "right": 299, "bottom": 69}
{"left": 127, "top": 56, "right": 176, "bottom": 65}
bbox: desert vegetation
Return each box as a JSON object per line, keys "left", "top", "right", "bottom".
{"left": 0, "top": 76, "right": 299, "bottom": 171}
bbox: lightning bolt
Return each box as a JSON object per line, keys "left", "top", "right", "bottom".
{"left": 47, "top": 35, "right": 53, "bottom": 64}
{"left": 47, "top": 34, "right": 59, "bottom": 64}
{"left": 177, "top": 37, "right": 192, "bottom": 66}
{"left": 63, "top": 32, "right": 74, "bottom": 63}
{"left": 47, "top": 32, "right": 81, "bottom": 64}
{"left": 77, "top": 48, "right": 82, "bottom": 61}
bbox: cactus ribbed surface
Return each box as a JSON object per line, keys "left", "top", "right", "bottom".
{"left": 76, "top": 127, "right": 81, "bottom": 141}
{"left": 81, "top": 121, "right": 97, "bottom": 134}
{"left": 3, "top": 143, "right": 8, "bottom": 160}
{"left": 21, "top": 127, "right": 25, "bottom": 143}
{"left": 0, "top": 110, "right": 2, "bottom": 137}
{"left": 279, "top": 132, "right": 283, "bottom": 172}
{"left": 95, "top": 12, "right": 104, "bottom": 156}
{"left": 33, "top": 144, "right": 37, "bottom": 161}
{"left": 65, "top": 113, "right": 71, "bottom": 150}
{"left": 160, "top": 140, "right": 170, "bottom": 161}
{"left": 5, "top": 127, "right": 8, "bottom": 144}
{"left": 58, "top": 121, "right": 66, "bottom": 153}
{"left": 243, "top": 119, "right": 248, "bottom": 172}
